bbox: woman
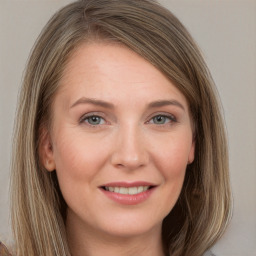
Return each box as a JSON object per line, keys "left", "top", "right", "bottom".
{"left": 7, "top": 0, "right": 231, "bottom": 255}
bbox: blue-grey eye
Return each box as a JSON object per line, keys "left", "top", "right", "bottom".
{"left": 151, "top": 115, "right": 175, "bottom": 124}
{"left": 153, "top": 115, "right": 167, "bottom": 124}
{"left": 85, "top": 116, "right": 104, "bottom": 125}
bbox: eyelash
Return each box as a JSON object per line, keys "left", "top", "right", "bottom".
{"left": 80, "top": 114, "right": 107, "bottom": 127}
{"left": 147, "top": 114, "right": 177, "bottom": 125}
{"left": 79, "top": 113, "right": 177, "bottom": 127}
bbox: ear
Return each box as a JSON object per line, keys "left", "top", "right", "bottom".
{"left": 188, "top": 139, "right": 195, "bottom": 164}
{"left": 39, "top": 126, "right": 56, "bottom": 172}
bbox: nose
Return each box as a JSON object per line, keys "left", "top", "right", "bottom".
{"left": 110, "top": 125, "right": 149, "bottom": 170}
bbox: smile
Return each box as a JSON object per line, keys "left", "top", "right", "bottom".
{"left": 100, "top": 182, "right": 156, "bottom": 205}
{"left": 103, "top": 186, "right": 150, "bottom": 195}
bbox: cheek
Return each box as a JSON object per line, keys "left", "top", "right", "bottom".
{"left": 151, "top": 132, "right": 192, "bottom": 199}
{"left": 145, "top": 135, "right": 191, "bottom": 219}
{"left": 52, "top": 131, "right": 101, "bottom": 187}
{"left": 160, "top": 149, "right": 187, "bottom": 193}
{"left": 152, "top": 133, "right": 192, "bottom": 177}
{"left": 51, "top": 128, "right": 113, "bottom": 190}
{"left": 51, "top": 130, "right": 106, "bottom": 214}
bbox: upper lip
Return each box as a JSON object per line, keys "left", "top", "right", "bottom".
{"left": 100, "top": 181, "right": 157, "bottom": 188}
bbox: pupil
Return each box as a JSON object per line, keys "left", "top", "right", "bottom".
{"left": 90, "top": 116, "right": 100, "bottom": 124}
{"left": 154, "top": 115, "right": 165, "bottom": 124}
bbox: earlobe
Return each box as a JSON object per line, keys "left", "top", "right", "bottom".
{"left": 188, "top": 140, "right": 195, "bottom": 164}
{"left": 39, "top": 126, "right": 56, "bottom": 172}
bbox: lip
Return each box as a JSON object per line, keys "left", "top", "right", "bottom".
{"left": 101, "top": 181, "right": 156, "bottom": 187}
{"left": 99, "top": 181, "right": 157, "bottom": 205}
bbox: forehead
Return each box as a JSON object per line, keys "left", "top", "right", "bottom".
{"left": 56, "top": 42, "right": 188, "bottom": 109}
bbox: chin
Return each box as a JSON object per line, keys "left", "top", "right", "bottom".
{"left": 94, "top": 211, "right": 164, "bottom": 239}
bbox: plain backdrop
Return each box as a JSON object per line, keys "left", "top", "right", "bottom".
{"left": 0, "top": 0, "right": 255, "bottom": 255}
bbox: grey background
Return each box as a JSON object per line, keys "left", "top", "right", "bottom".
{"left": 0, "top": 0, "right": 255, "bottom": 255}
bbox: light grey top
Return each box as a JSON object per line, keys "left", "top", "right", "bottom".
{"left": 203, "top": 251, "right": 216, "bottom": 256}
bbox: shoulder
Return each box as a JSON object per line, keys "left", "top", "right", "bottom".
{"left": 0, "top": 241, "right": 12, "bottom": 256}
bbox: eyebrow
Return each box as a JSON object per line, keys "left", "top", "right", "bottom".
{"left": 70, "top": 97, "right": 185, "bottom": 111}
{"left": 70, "top": 97, "right": 115, "bottom": 109}
{"left": 148, "top": 100, "right": 185, "bottom": 110}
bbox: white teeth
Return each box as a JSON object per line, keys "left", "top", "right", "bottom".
{"left": 105, "top": 186, "right": 150, "bottom": 195}
{"left": 129, "top": 187, "right": 138, "bottom": 195}
{"left": 119, "top": 187, "right": 128, "bottom": 194}
{"left": 109, "top": 187, "right": 114, "bottom": 192}
{"left": 138, "top": 186, "right": 144, "bottom": 193}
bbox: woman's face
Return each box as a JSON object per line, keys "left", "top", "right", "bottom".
{"left": 42, "top": 43, "right": 195, "bottom": 238}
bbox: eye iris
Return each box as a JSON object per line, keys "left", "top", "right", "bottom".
{"left": 153, "top": 115, "right": 166, "bottom": 124}
{"left": 88, "top": 116, "right": 101, "bottom": 125}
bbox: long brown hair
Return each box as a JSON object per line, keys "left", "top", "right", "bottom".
{"left": 10, "top": 0, "right": 232, "bottom": 255}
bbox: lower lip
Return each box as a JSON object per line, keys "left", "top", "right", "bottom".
{"left": 100, "top": 187, "right": 156, "bottom": 205}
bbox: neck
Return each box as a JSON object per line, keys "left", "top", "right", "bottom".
{"left": 66, "top": 212, "right": 165, "bottom": 256}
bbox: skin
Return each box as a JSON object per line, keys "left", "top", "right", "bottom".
{"left": 41, "top": 42, "right": 195, "bottom": 256}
